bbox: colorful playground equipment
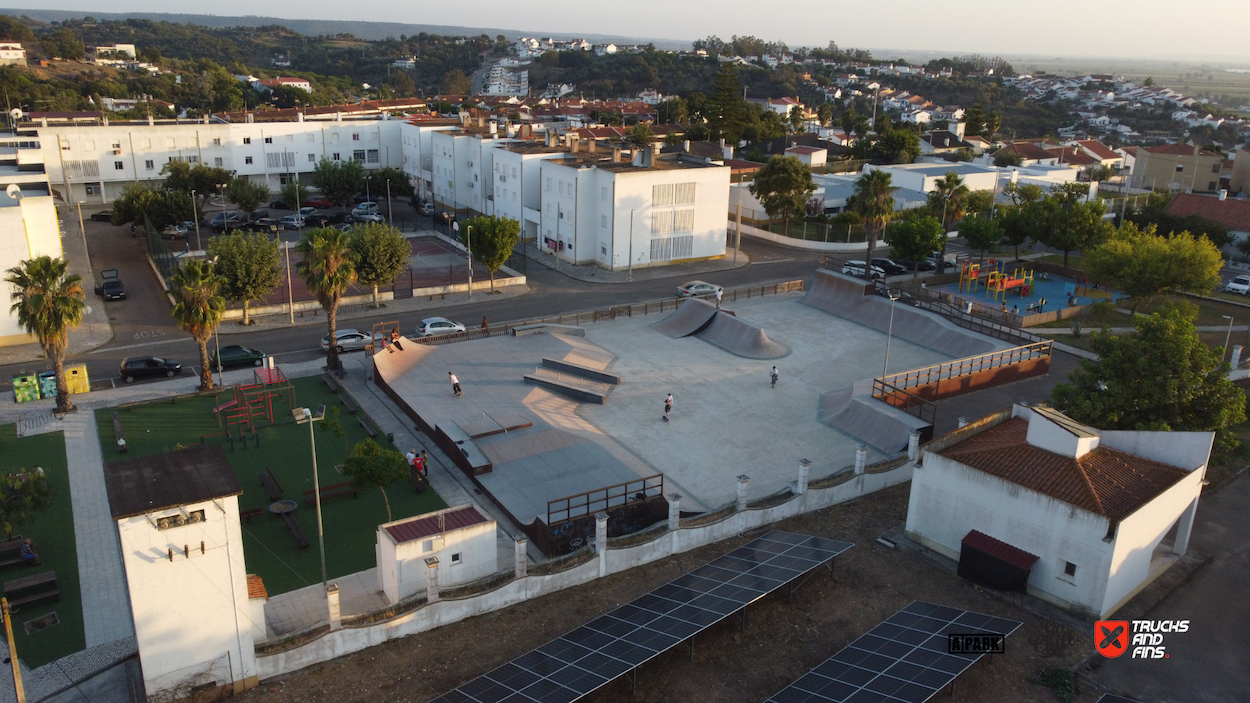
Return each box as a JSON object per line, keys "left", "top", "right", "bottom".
{"left": 213, "top": 365, "right": 297, "bottom": 432}
{"left": 959, "top": 260, "right": 1035, "bottom": 302}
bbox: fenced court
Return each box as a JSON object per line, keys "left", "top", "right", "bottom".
{"left": 96, "top": 376, "right": 446, "bottom": 596}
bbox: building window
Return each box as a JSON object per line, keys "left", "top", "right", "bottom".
{"left": 307, "top": 134, "right": 315, "bottom": 142}
{"left": 308, "top": 154, "right": 316, "bottom": 163}
{"left": 332, "top": 153, "right": 341, "bottom": 161}
{"left": 512, "top": 167, "right": 517, "bottom": 178}
{"left": 1212, "top": 163, "right": 1221, "bottom": 173}
{"left": 1175, "top": 164, "right": 1184, "bottom": 172}
{"left": 601, "top": 215, "right": 608, "bottom": 228}
{"left": 212, "top": 138, "right": 221, "bottom": 146}
{"left": 111, "top": 141, "right": 121, "bottom": 150}
{"left": 144, "top": 160, "right": 154, "bottom": 170}
{"left": 114, "top": 161, "right": 124, "bottom": 170}
{"left": 1064, "top": 561, "right": 1077, "bottom": 577}
{"left": 214, "top": 157, "right": 223, "bottom": 166}
{"left": 142, "top": 139, "right": 151, "bottom": 148}
{"left": 451, "top": 552, "right": 461, "bottom": 563}
{"left": 166, "top": 137, "right": 175, "bottom": 147}
{"left": 85, "top": 184, "right": 98, "bottom": 196}
{"left": 1209, "top": 181, "right": 1217, "bottom": 190}
{"left": 674, "top": 182, "right": 696, "bottom": 205}
{"left": 652, "top": 183, "right": 673, "bottom": 206}
{"left": 673, "top": 209, "right": 695, "bottom": 232}
{"left": 244, "top": 156, "right": 253, "bottom": 165}
{"left": 353, "top": 150, "right": 366, "bottom": 162}
{"left": 546, "top": 177, "right": 551, "bottom": 191}
{"left": 352, "top": 133, "right": 360, "bottom": 141}
{"left": 265, "top": 137, "right": 273, "bottom": 144}
{"left": 601, "top": 187, "right": 607, "bottom": 201}
{"left": 244, "top": 137, "right": 252, "bottom": 145}
{"left": 187, "top": 156, "right": 198, "bottom": 164}
{"left": 366, "top": 149, "right": 379, "bottom": 163}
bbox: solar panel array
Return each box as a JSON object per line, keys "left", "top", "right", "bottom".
{"left": 1096, "top": 695, "right": 1142, "bottom": 703}
{"left": 764, "top": 601, "right": 1023, "bottom": 703}
{"left": 431, "top": 530, "right": 853, "bottom": 703}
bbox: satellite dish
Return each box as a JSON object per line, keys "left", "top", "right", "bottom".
{"left": 8, "top": 108, "right": 20, "bottom": 123}
{"left": 5, "top": 184, "right": 21, "bottom": 200}
{"left": 451, "top": 221, "right": 459, "bottom": 232}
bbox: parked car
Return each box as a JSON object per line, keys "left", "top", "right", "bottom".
{"left": 891, "top": 257, "right": 937, "bottom": 273}
{"left": 305, "top": 214, "right": 330, "bottom": 228}
{"left": 842, "top": 260, "right": 886, "bottom": 279}
{"left": 90, "top": 209, "right": 114, "bottom": 223}
{"left": 248, "top": 209, "right": 270, "bottom": 222}
{"left": 353, "top": 193, "right": 375, "bottom": 204}
{"left": 416, "top": 317, "right": 467, "bottom": 337}
{"left": 419, "top": 202, "right": 435, "bottom": 216}
{"left": 352, "top": 212, "right": 385, "bottom": 224}
{"left": 298, "top": 206, "right": 317, "bottom": 217}
{"left": 209, "top": 212, "right": 242, "bottom": 232}
{"left": 94, "top": 269, "right": 126, "bottom": 300}
{"left": 870, "top": 258, "right": 908, "bottom": 276}
{"left": 320, "top": 329, "right": 383, "bottom": 353}
{"left": 209, "top": 345, "right": 266, "bottom": 369}
{"left": 352, "top": 202, "right": 379, "bottom": 215}
{"left": 326, "top": 212, "right": 351, "bottom": 225}
{"left": 119, "top": 356, "right": 182, "bottom": 383}
{"left": 245, "top": 217, "right": 281, "bottom": 233}
{"left": 160, "top": 223, "right": 188, "bottom": 240}
{"left": 1227, "top": 275, "right": 1250, "bottom": 295}
{"left": 676, "top": 280, "right": 723, "bottom": 298}
{"left": 269, "top": 199, "right": 290, "bottom": 210}
{"left": 304, "top": 198, "right": 332, "bottom": 209}
{"left": 279, "top": 215, "right": 305, "bottom": 230}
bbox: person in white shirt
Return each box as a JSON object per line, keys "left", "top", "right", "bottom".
{"left": 770, "top": 366, "right": 779, "bottom": 388}
{"left": 405, "top": 449, "right": 417, "bottom": 467}
{"left": 449, "top": 372, "right": 462, "bottom": 396}
{"left": 663, "top": 393, "right": 673, "bottom": 421}
{"left": 715, "top": 287, "right": 724, "bottom": 308}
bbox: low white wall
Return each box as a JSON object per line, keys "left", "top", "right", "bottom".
{"left": 256, "top": 461, "right": 913, "bottom": 680}
{"left": 730, "top": 221, "right": 868, "bottom": 252}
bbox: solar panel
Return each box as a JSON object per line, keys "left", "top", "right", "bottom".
{"left": 1096, "top": 695, "right": 1142, "bottom": 703}
{"left": 763, "top": 601, "right": 1023, "bottom": 703}
{"left": 430, "top": 530, "right": 853, "bottom": 703}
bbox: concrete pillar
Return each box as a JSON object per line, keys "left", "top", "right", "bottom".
{"left": 854, "top": 445, "right": 867, "bottom": 475}
{"left": 1233, "top": 345, "right": 1243, "bottom": 369}
{"left": 595, "top": 512, "right": 609, "bottom": 577}
{"left": 667, "top": 493, "right": 682, "bottom": 532}
{"left": 514, "top": 535, "right": 528, "bottom": 579}
{"left": 908, "top": 431, "right": 922, "bottom": 461}
{"left": 736, "top": 475, "right": 750, "bottom": 511}
{"left": 424, "top": 557, "right": 440, "bottom": 603}
{"left": 1172, "top": 496, "right": 1200, "bottom": 556}
{"left": 326, "top": 583, "right": 341, "bottom": 631}
{"left": 957, "top": 416, "right": 970, "bottom": 428}
{"left": 797, "top": 459, "right": 811, "bottom": 495}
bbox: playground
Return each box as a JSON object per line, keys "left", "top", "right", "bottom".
{"left": 935, "top": 260, "right": 1121, "bottom": 314}
{"left": 96, "top": 374, "right": 446, "bottom": 596}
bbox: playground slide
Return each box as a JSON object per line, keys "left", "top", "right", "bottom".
{"left": 695, "top": 311, "right": 789, "bottom": 359}
{"left": 802, "top": 270, "right": 997, "bottom": 359}
{"left": 650, "top": 298, "right": 720, "bottom": 338}
{"left": 212, "top": 399, "right": 238, "bottom": 414}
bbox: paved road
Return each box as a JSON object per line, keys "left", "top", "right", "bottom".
{"left": 0, "top": 233, "right": 821, "bottom": 389}
{"left": 1091, "top": 470, "right": 1250, "bottom": 703}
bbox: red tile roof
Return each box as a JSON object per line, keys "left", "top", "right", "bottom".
{"left": 961, "top": 530, "right": 1039, "bottom": 570}
{"left": 246, "top": 574, "right": 268, "bottom": 600}
{"left": 1044, "top": 147, "right": 1098, "bottom": 166}
{"left": 1076, "top": 140, "right": 1120, "bottom": 161}
{"left": 385, "top": 505, "right": 489, "bottom": 544}
{"left": 785, "top": 145, "right": 824, "bottom": 154}
{"left": 995, "top": 141, "right": 1055, "bottom": 162}
{"left": 1165, "top": 193, "right": 1250, "bottom": 232}
{"left": 940, "top": 418, "right": 1189, "bottom": 521}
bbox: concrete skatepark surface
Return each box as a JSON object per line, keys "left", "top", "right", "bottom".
{"left": 651, "top": 297, "right": 721, "bottom": 338}
{"left": 652, "top": 297, "right": 789, "bottom": 359}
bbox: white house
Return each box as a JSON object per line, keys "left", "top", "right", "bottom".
{"left": 901, "top": 109, "right": 932, "bottom": 124}
{"left": 490, "top": 139, "right": 570, "bottom": 242}
{"left": 0, "top": 137, "right": 63, "bottom": 346}
{"left": 862, "top": 162, "right": 1001, "bottom": 194}
{"left": 103, "top": 445, "right": 259, "bottom": 700}
{"left": 0, "top": 42, "right": 26, "bottom": 66}
{"left": 785, "top": 145, "right": 827, "bottom": 167}
{"left": 906, "top": 405, "right": 1212, "bottom": 619}
{"left": 252, "top": 77, "right": 313, "bottom": 94}
{"left": 90, "top": 44, "right": 137, "bottom": 64}
{"left": 377, "top": 504, "right": 497, "bottom": 603}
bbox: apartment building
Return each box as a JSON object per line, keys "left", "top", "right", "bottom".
{"left": 0, "top": 135, "right": 64, "bottom": 346}
{"left": 18, "top": 116, "right": 405, "bottom": 204}
{"left": 1130, "top": 143, "right": 1225, "bottom": 193}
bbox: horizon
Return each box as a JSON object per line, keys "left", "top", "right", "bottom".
{"left": 3, "top": 3, "right": 1250, "bottom": 63}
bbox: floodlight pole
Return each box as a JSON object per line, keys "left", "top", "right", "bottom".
{"left": 465, "top": 224, "right": 473, "bottom": 301}
{"left": 3, "top": 598, "right": 24, "bottom": 703}
{"left": 1223, "top": 315, "right": 1234, "bottom": 362}
{"left": 297, "top": 407, "right": 329, "bottom": 592}
{"left": 883, "top": 291, "right": 899, "bottom": 378}
{"left": 191, "top": 189, "right": 202, "bottom": 251}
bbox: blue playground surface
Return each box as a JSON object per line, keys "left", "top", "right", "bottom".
{"left": 933, "top": 261, "right": 1120, "bottom": 314}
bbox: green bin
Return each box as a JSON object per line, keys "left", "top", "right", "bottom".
{"left": 12, "top": 374, "right": 39, "bottom": 403}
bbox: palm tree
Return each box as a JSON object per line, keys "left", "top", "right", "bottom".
{"left": 851, "top": 170, "right": 897, "bottom": 276}
{"left": 931, "top": 172, "right": 970, "bottom": 230}
{"left": 296, "top": 228, "right": 358, "bottom": 372}
{"left": 4, "top": 257, "right": 86, "bottom": 414}
{"left": 169, "top": 259, "right": 226, "bottom": 391}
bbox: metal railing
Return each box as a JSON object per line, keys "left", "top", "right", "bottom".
{"left": 880, "top": 340, "right": 1054, "bottom": 392}
{"left": 871, "top": 379, "right": 937, "bottom": 425}
{"left": 547, "top": 474, "right": 664, "bottom": 524}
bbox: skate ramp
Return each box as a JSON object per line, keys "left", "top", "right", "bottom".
{"left": 820, "top": 381, "right": 931, "bottom": 455}
{"left": 695, "top": 311, "right": 789, "bottom": 359}
{"left": 802, "top": 269, "right": 997, "bottom": 358}
{"left": 652, "top": 297, "right": 720, "bottom": 338}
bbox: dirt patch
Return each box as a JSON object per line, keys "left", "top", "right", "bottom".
{"left": 239, "top": 485, "right": 1103, "bottom": 703}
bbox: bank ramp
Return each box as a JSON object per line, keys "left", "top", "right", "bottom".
{"left": 820, "top": 380, "right": 931, "bottom": 455}
{"left": 651, "top": 298, "right": 720, "bottom": 338}
{"left": 696, "top": 311, "right": 789, "bottom": 359}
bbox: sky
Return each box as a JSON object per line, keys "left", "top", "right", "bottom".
{"left": 11, "top": 0, "right": 1250, "bottom": 61}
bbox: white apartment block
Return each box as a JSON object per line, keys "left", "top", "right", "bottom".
{"left": 0, "top": 134, "right": 64, "bottom": 346}
{"left": 0, "top": 42, "right": 27, "bottom": 66}
{"left": 20, "top": 117, "right": 405, "bottom": 204}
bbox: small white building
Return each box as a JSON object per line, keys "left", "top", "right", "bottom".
{"left": 0, "top": 138, "right": 63, "bottom": 346}
{"left": 377, "top": 504, "right": 497, "bottom": 603}
{"left": 104, "top": 445, "right": 259, "bottom": 700}
{"left": 862, "top": 162, "right": 1001, "bottom": 194}
{"left": 252, "top": 77, "right": 313, "bottom": 94}
{"left": 906, "top": 405, "right": 1212, "bottom": 619}
{"left": 0, "top": 42, "right": 26, "bottom": 66}
{"left": 785, "top": 145, "right": 827, "bottom": 167}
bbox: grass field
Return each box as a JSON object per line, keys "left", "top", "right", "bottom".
{"left": 0, "top": 425, "right": 83, "bottom": 668}
{"left": 95, "top": 376, "right": 446, "bottom": 596}
{"left": 1009, "top": 57, "right": 1250, "bottom": 106}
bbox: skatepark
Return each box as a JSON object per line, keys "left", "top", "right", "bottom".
{"left": 373, "top": 269, "right": 1012, "bottom": 553}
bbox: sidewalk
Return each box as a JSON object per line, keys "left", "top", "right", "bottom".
{"left": 521, "top": 240, "right": 752, "bottom": 284}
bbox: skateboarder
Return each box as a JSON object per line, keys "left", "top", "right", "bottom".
{"left": 663, "top": 393, "right": 673, "bottom": 421}
{"left": 770, "top": 366, "right": 779, "bottom": 388}
{"left": 449, "top": 372, "right": 462, "bottom": 397}
{"left": 715, "top": 287, "right": 724, "bottom": 309}
{"left": 389, "top": 328, "right": 404, "bottom": 352}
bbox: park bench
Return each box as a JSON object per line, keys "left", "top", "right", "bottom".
{"left": 358, "top": 416, "right": 379, "bottom": 439}
{"left": 5, "top": 570, "right": 58, "bottom": 608}
{"left": 112, "top": 412, "right": 126, "bottom": 453}
{"left": 303, "top": 482, "right": 360, "bottom": 505}
{"left": 261, "top": 467, "right": 284, "bottom": 502}
{"left": 239, "top": 507, "right": 262, "bottom": 523}
{"left": 282, "top": 513, "right": 310, "bottom": 549}
{"left": 0, "top": 537, "right": 27, "bottom": 568}
{"left": 322, "top": 372, "right": 342, "bottom": 393}
{"left": 409, "top": 466, "right": 427, "bottom": 493}
{"left": 338, "top": 392, "right": 359, "bottom": 415}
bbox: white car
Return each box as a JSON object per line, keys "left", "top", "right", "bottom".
{"left": 298, "top": 206, "right": 317, "bottom": 217}
{"left": 1227, "top": 275, "right": 1250, "bottom": 295}
{"left": 352, "top": 212, "right": 385, "bottom": 224}
{"left": 279, "top": 215, "right": 305, "bottom": 230}
{"left": 416, "top": 317, "right": 466, "bottom": 337}
{"left": 352, "top": 202, "right": 379, "bottom": 215}
{"left": 320, "top": 329, "right": 383, "bottom": 352}
{"left": 676, "top": 280, "right": 723, "bottom": 297}
{"left": 842, "top": 260, "right": 886, "bottom": 279}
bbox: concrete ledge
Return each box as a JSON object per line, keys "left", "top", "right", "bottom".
{"left": 541, "top": 358, "right": 621, "bottom": 385}
{"left": 523, "top": 374, "right": 607, "bottom": 404}
{"left": 512, "top": 323, "right": 585, "bottom": 337}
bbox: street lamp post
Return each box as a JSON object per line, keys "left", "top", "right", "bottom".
{"left": 191, "top": 189, "right": 202, "bottom": 251}
{"left": 883, "top": 290, "right": 900, "bottom": 378}
{"left": 1223, "top": 315, "right": 1234, "bottom": 362}
{"left": 293, "top": 405, "right": 329, "bottom": 592}
{"left": 385, "top": 178, "right": 393, "bottom": 225}
{"left": 364, "top": 175, "right": 372, "bottom": 204}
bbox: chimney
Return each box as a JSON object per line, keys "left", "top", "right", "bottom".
{"left": 571, "top": 138, "right": 580, "bottom": 153}
{"left": 719, "top": 138, "right": 726, "bottom": 150}
{"left": 477, "top": 114, "right": 485, "bottom": 128}
{"left": 489, "top": 120, "right": 497, "bottom": 135}
{"left": 612, "top": 147, "right": 622, "bottom": 163}
{"left": 1220, "top": 189, "right": 1228, "bottom": 201}
{"left": 683, "top": 139, "right": 691, "bottom": 153}
{"left": 587, "top": 138, "right": 596, "bottom": 153}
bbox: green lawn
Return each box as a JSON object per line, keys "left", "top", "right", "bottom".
{"left": 0, "top": 425, "right": 82, "bottom": 668}
{"left": 96, "top": 377, "right": 446, "bottom": 596}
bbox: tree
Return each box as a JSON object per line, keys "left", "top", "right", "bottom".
{"left": 162, "top": 161, "right": 232, "bottom": 209}
{"left": 296, "top": 228, "right": 358, "bottom": 372}
{"left": 370, "top": 167, "right": 415, "bottom": 201}
{"left": 342, "top": 438, "right": 409, "bottom": 522}
{"left": 270, "top": 84, "right": 313, "bottom": 109}
{"left": 851, "top": 169, "right": 897, "bottom": 274}
{"left": 110, "top": 184, "right": 193, "bottom": 230}
{"left": 928, "top": 172, "right": 970, "bottom": 230}
{"left": 1039, "top": 198, "right": 1112, "bottom": 268}
{"left": 817, "top": 102, "right": 833, "bottom": 127}
{"left": 168, "top": 259, "right": 226, "bottom": 391}
{"left": 280, "top": 180, "right": 310, "bottom": 209}
{"left": 959, "top": 216, "right": 1003, "bottom": 262}
{"left": 964, "top": 104, "right": 986, "bottom": 138}
{"left": 1051, "top": 307, "right": 1246, "bottom": 455}
{"left": 226, "top": 178, "right": 270, "bottom": 217}
{"left": 708, "top": 64, "right": 744, "bottom": 144}
{"left": 0, "top": 468, "right": 51, "bottom": 541}
{"left": 441, "top": 69, "right": 470, "bottom": 95}
{"left": 873, "top": 126, "right": 920, "bottom": 164}
{"left": 1083, "top": 223, "right": 1223, "bottom": 312}
{"left": 885, "top": 214, "right": 945, "bottom": 278}
{"left": 1084, "top": 164, "right": 1115, "bottom": 183}
{"left": 964, "top": 189, "right": 995, "bottom": 215}
{"left": 348, "top": 223, "right": 410, "bottom": 307}
{"left": 461, "top": 215, "right": 520, "bottom": 292}
{"left": 788, "top": 105, "right": 804, "bottom": 133}
{"left": 749, "top": 156, "right": 816, "bottom": 232}
{"left": 625, "top": 124, "right": 655, "bottom": 149}
{"left": 656, "top": 97, "right": 688, "bottom": 125}
{"left": 984, "top": 111, "right": 1001, "bottom": 141}
{"left": 4, "top": 257, "right": 85, "bottom": 413}
{"left": 1144, "top": 77, "right": 1154, "bottom": 87}
{"left": 1002, "top": 181, "right": 1044, "bottom": 205}
{"left": 840, "top": 107, "right": 860, "bottom": 135}
{"left": 993, "top": 150, "right": 1024, "bottom": 167}
{"left": 999, "top": 205, "right": 1035, "bottom": 260}
{"left": 207, "top": 232, "right": 281, "bottom": 325}
{"left": 312, "top": 158, "right": 365, "bottom": 207}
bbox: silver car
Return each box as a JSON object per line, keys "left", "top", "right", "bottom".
{"left": 320, "top": 329, "right": 382, "bottom": 353}
{"left": 416, "top": 317, "right": 466, "bottom": 337}
{"left": 676, "top": 280, "right": 723, "bottom": 297}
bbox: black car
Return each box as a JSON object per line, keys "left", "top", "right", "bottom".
{"left": 269, "top": 199, "right": 290, "bottom": 210}
{"left": 248, "top": 209, "right": 271, "bottom": 222}
{"left": 325, "top": 212, "right": 351, "bottom": 225}
{"left": 90, "top": 209, "right": 113, "bottom": 223}
{"left": 210, "top": 345, "right": 266, "bottom": 369}
{"left": 94, "top": 269, "right": 126, "bottom": 300}
{"left": 352, "top": 193, "right": 375, "bottom": 204}
{"left": 892, "top": 258, "right": 937, "bottom": 272}
{"left": 871, "top": 258, "right": 909, "bottom": 276}
{"left": 244, "top": 217, "right": 281, "bottom": 233}
{"left": 119, "top": 356, "right": 182, "bottom": 383}
{"left": 305, "top": 214, "right": 330, "bottom": 228}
